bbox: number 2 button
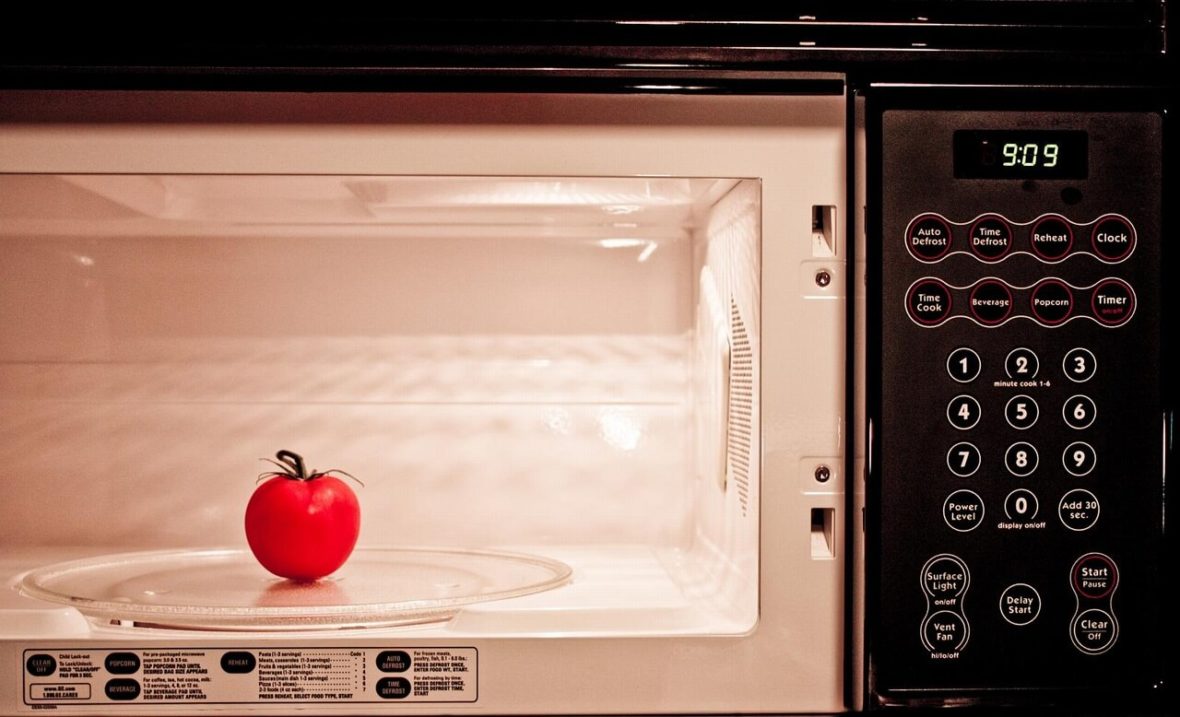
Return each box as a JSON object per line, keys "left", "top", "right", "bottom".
{"left": 1005, "top": 347, "right": 1039, "bottom": 380}
{"left": 947, "top": 395, "right": 981, "bottom": 430}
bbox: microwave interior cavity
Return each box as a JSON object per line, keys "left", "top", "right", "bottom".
{"left": 0, "top": 173, "right": 762, "bottom": 636}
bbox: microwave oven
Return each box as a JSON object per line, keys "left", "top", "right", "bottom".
{"left": 0, "top": 9, "right": 1174, "bottom": 715}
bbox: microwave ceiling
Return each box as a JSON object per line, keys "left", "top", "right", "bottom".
{"left": 0, "top": 175, "right": 741, "bottom": 240}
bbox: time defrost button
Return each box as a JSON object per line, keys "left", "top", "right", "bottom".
{"left": 969, "top": 215, "right": 1013, "bottom": 261}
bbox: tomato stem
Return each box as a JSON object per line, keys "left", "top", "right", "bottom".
{"left": 275, "top": 450, "right": 308, "bottom": 480}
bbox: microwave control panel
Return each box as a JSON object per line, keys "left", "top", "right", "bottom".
{"left": 870, "top": 108, "right": 1164, "bottom": 701}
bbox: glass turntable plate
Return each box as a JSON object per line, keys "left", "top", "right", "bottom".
{"left": 19, "top": 547, "right": 572, "bottom": 631}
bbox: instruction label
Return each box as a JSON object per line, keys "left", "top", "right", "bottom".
{"left": 21, "top": 647, "right": 477, "bottom": 707}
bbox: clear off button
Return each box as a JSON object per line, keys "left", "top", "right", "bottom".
{"left": 1071, "top": 609, "right": 1118, "bottom": 654}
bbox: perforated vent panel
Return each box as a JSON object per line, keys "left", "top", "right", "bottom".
{"left": 727, "top": 297, "right": 753, "bottom": 517}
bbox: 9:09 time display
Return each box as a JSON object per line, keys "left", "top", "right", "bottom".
{"left": 954, "top": 130, "right": 1088, "bottom": 178}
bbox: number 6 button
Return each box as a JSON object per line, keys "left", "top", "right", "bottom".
{"left": 1063, "top": 395, "right": 1097, "bottom": 430}
{"left": 948, "top": 395, "right": 982, "bottom": 430}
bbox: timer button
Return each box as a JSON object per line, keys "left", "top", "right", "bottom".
{"left": 969, "top": 280, "right": 1013, "bottom": 325}
{"left": 1029, "top": 215, "right": 1074, "bottom": 261}
{"left": 1090, "top": 215, "right": 1136, "bottom": 262}
{"left": 1030, "top": 278, "right": 1074, "bottom": 326}
{"left": 906, "top": 214, "right": 955, "bottom": 262}
{"left": 906, "top": 278, "right": 953, "bottom": 326}
{"left": 1090, "top": 278, "right": 1136, "bottom": 327}
{"left": 968, "top": 214, "right": 1013, "bottom": 261}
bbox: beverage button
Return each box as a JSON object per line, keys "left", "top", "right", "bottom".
{"left": 907, "top": 279, "right": 954, "bottom": 326}
{"left": 943, "top": 489, "right": 985, "bottom": 532}
{"left": 907, "top": 214, "right": 955, "bottom": 261}
{"left": 999, "top": 583, "right": 1042, "bottom": 626}
{"left": 104, "top": 679, "right": 141, "bottom": 701}
{"left": 1063, "top": 347, "right": 1097, "bottom": 383}
{"left": 946, "top": 442, "right": 981, "bottom": 477}
{"left": 1030, "top": 278, "right": 1074, "bottom": 326}
{"left": 969, "top": 280, "right": 1013, "bottom": 325}
{"left": 1090, "top": 279, "right": 1136, "bottom": 327}
{"left": 923, "top": 611, "right": 970, "bottom": 651}
{"left": 1005, "top": 347, "right": 1040, "bottom": 380}
{"left": 1029, "top": 215, "right": 1074, "bottom": 261}
{"left": 1072, "top": 553, "right": 1119, "bottom": 599}
{"left": 1071, "top": 608, "right": 1118, "bottom": 654}
{"left": 969, "top": 215, "right": 1013, "bottom": 261}
{"left": 1090, "top": 215, "right": 1136, "bottom": 262}
{"left": 1059, "top": 488, "right": 1100, "bottom": 531}
{"left": 946, "top": 347, "right": 982, "bottom": 383}
{"left": 921, "top": 554, "right": 971, "bottom": 598}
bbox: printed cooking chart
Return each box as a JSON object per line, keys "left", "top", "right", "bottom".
{"left": 22, "top": 647, "right": 478, "bottom": 706}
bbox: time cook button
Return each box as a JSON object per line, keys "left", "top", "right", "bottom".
{"left": 906, "top": 278, "right": 953, "bottom": 326}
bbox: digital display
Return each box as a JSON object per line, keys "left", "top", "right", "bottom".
{"left": 953, "top": 130, "right": 1088, "bottom": 179}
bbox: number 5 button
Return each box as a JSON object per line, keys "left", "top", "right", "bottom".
{"left": 948, "top": 395, "right": 981, "bottom": 430}
{"left": 1063, "top": 395, "right": 1097, "bottom": 430}
{"left": 1004, "top": 395, "right": 1039, "bottom": 430}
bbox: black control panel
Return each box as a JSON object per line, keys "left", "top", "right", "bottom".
{"left": 868, "top": 106, "right": 1164, "bottom": 703}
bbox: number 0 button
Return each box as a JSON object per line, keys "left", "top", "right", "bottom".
{"left": 1005, "top": 348, "right": 1039, "bottom": 380}
{"left": 1005, "top": 442, "right": 1039, "bottom": 477}
{"left": 1004, "top": 395, "right": 1039, "bottom": 430}
{"left": 1063, "top": 395, "right": 1097, "bottom": 430}
{"left": 948, "top": 395, "right": 981, "bottom": 430}
{"left": 1063, "top": 348, "right": 1096, "bottom": 383}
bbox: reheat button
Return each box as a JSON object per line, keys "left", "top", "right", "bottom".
{"left": 1029, "top": 215, "right": 1074, "bottom": 261}
{"left": 1072, "top": 553, "right": 1119, "bottom": 600}
{"left": 906, "top": 279, "right": 953, "bottom": 326}
{"left": 969, "top": 215, "right": 1013, "bottom": 261}
{"left": 907, "top": 214, "right": 954, "bottom": 261}
{"left": 1091, "top": 279, "right": 1136, "bottom": 326}
{"left": 1090, "top": 215, "right": 1136, "bottom": 262}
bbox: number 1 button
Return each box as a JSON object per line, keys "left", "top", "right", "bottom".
{"left": 947, "top": 348, "right": 982, "bottom": 383}
{"left": 948, "top": 395, "right": 981, "bottom": 430}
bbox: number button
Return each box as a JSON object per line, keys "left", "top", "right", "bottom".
{"left": 1004, "top": 348, "right": 1039, "bottom": 380}
{"left": 1004, "top": 395, "right": 1039, "bottom": 430}
{"left": 1004, "top": 442, "right": 1039, "bottom": 477}
{"left": 946, "top": 348, "right": 982, "bottom": 383}
{"left": 1062, "top": 347, "right": 1097, "bottom": 383}
{"left": 946, "top": 442, "right": 982, "bottom": 477}
{"left": 1063, "top": 441, "right": 1097, "bottom": 477}
{"left": 947, "top": 395, "right": 981, "bottom": 430}
{"left": 1004, "top": 488, "right": 1039, "bottom": 521}
{"left": 1063, "top": 395, "right": 1097, "bottom": 430}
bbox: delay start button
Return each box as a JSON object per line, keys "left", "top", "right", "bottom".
{"left": 906, "top": 278, "right": 953, "bottom": 326}
{"left": 1071, "top": 608, "right": 1119, "bottom": 654}
{"left": 999, "top": 583, "right": 1042, "bottom": 626}
{"left": 1072, "top": 553, "right": 1119, "bottom": 600}
{"left": 907, "top": 214, "right": 955, "bottom": 261}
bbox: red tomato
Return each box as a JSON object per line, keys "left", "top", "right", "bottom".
{"left": 245, "top": 451, "right": 361, "bottom": 581}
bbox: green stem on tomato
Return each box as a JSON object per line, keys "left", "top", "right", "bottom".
{"left": 275, "top": 450, "right": 308, "bottom": 480}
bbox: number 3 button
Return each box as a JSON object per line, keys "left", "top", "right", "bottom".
{"left": 947, "top": 395, "right": 981, "bottom": 430}
{"left": 1063, "top": 347, "right": 1096, "bottom": 383}
{"left": 1063, "top": 395, "right": 1097, "bottom": 430}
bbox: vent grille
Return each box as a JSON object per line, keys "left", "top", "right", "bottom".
{"left": 727, "top": 297, "right": 754, "bottom": 517}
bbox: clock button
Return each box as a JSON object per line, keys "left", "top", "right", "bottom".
{"left": 1090, "top": 215, "right": 1136, "bottom": 262}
